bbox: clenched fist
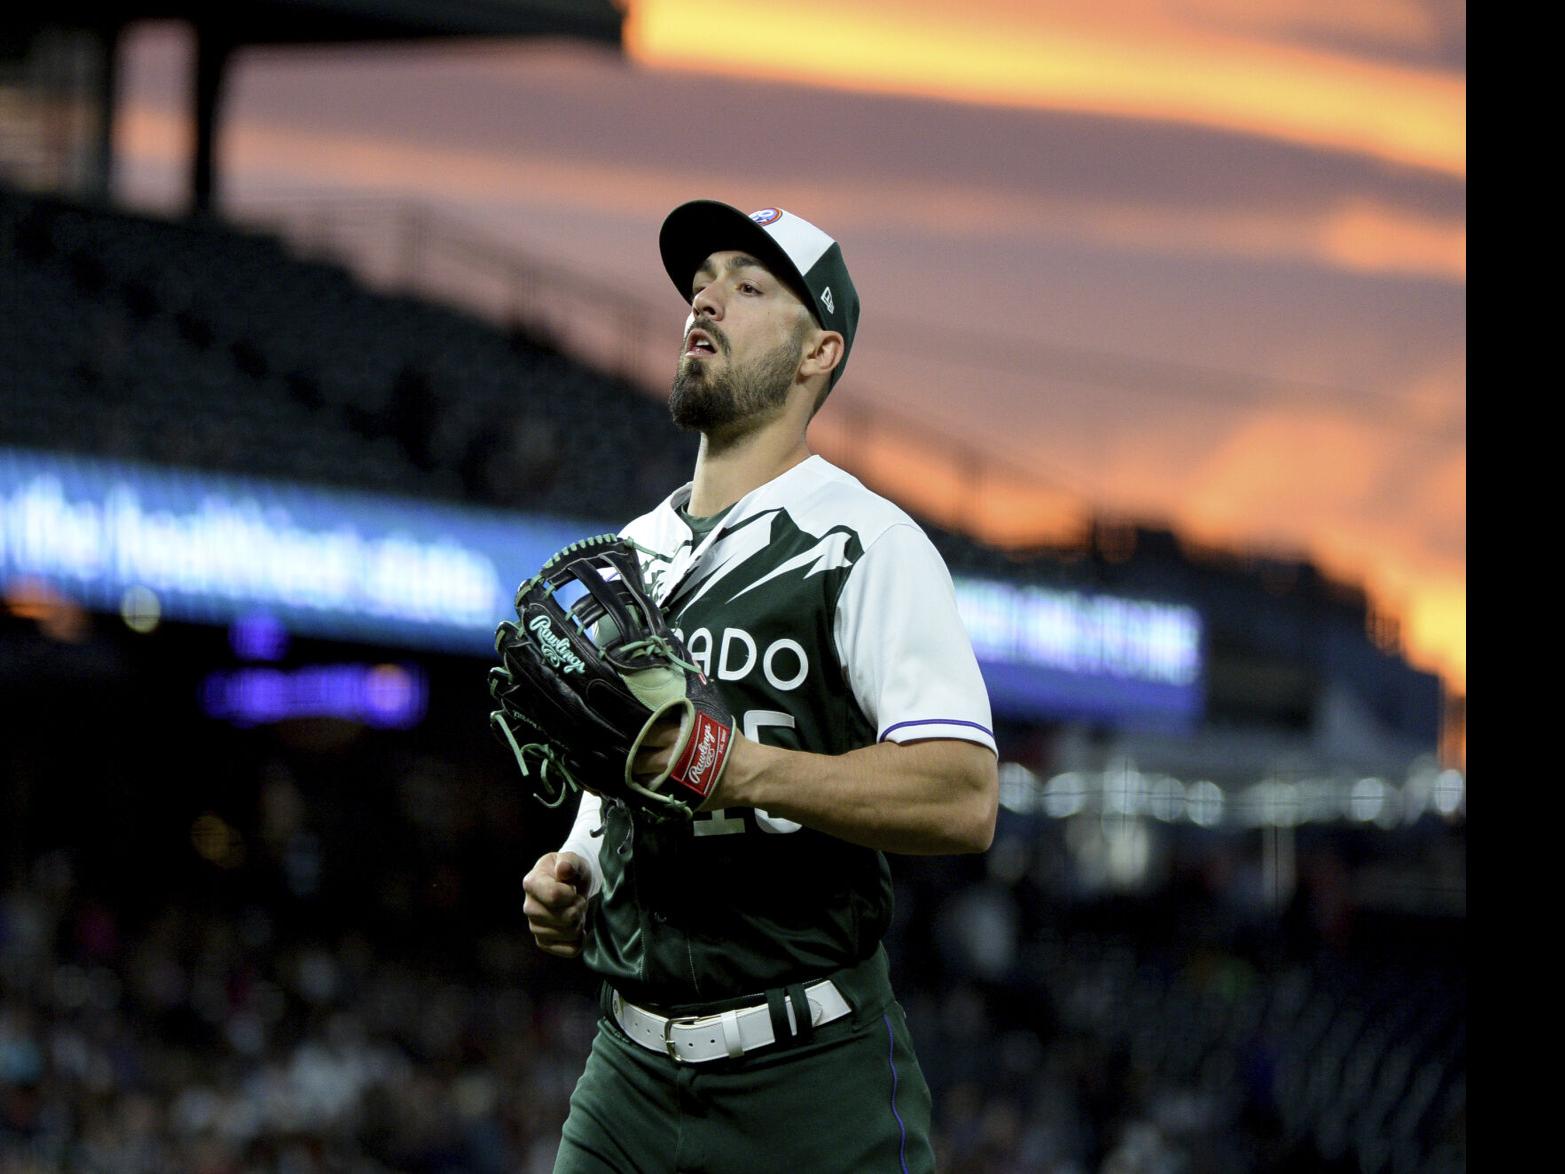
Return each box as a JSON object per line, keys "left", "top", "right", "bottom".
{"left": 523, "top": 851, "right": 592, "bottom": 958}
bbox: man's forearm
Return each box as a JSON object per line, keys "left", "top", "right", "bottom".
{"left": 717, "top": 736, "right": 998, "bottom": 855}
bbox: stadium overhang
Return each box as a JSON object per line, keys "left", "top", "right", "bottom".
{"left": 2, "top": 0, "right": 625, "bottom": 210}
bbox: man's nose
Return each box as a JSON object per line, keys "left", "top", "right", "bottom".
{"left": 691, "top": 285, "right": 722, "bottom": 318}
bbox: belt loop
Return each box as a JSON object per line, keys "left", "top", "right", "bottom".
{"left": 786, "top": 984, "right": 814, "bottom": 1043}
{"left": 718, "top": 1009, "right": 744, "bottom": 1058}
{"left": 764, "top": 987, "right": 794, "bottom": 1046}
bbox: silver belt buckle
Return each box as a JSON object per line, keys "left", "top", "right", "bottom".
{"left": 662, "top": 1014, "right": 701, "bottom": 1063}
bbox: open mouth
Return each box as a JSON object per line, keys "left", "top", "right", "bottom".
{"left": 685, "top": 329, "right": 720, "bottom": 357}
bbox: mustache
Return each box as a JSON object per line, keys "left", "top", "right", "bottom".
{"left": 685, "top": 322, "right": 730, "bottom": 354}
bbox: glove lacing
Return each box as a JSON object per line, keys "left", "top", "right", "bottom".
{"left": 488, "top": 711, "right": 581, "bottom": 808}
{"left": 615, "top": 634, "right": 699, "bottom": 675}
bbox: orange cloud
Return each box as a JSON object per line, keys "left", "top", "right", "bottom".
{"left": 816, "top": 371, "right": 1465, "bottom": 695}
{"left": 624, "top": 0, "right": 1465, "bottom": 176}
{"left": 1072, "top": 195, "right": 1465, "bottom": 282}
{"left": 810, "top": 410, "right": 1467, "bottom": 694}
{"left": 1159, "top": 409, "right": 1464, "bottom": 691}
{"left": 1124, "top": 0, "right": 1452, "bottom": 55}
{"left": 1319, "top": 198, "right": 1467, "bottom": 279}
{"left": 810, "top": 406, "right": 1087, "bottom": 546}
{"left": 117, "top": 100, "right": 1465, "bottom": 289}
{"left": 1400, "top": 579, "right": 1465, "bottom": 695}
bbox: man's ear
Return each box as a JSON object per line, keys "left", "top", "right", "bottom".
{"left": 799, "top": 330, "right": 845, "bottom": 381}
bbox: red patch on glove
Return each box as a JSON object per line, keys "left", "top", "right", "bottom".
{"left": 669, "top": 711, "right": 730, "bottom": 800}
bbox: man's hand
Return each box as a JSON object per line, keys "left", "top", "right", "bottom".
{"left": 523, "top": 851, "right": 591, "bottom": 958}
{"left": 630, "top": 716, "right": 681, "bottom": 783}
{"left": 633, "top": 716, "right": 746, "bottom": 812}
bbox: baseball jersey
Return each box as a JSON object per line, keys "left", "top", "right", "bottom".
{"left": 560, "top": 455, "right": 994, "bottom": 1008}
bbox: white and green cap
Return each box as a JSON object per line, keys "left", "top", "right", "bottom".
{"left": 660, "top": 200, "right": 861, "bottom": 388}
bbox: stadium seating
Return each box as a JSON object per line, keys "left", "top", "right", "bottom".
{"left": 1, "top": 185, "right": 680, "bottom": 522}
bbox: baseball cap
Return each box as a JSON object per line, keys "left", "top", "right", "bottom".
{"left": 659, "top": 200, "right": 860, "bottom": 388}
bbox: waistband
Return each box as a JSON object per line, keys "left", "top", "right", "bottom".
{"left": 612, "top": 978, "right": 851, "bottom": 1063}
{"left": 602, "top": 946, "right": 893, "bottom": 1060}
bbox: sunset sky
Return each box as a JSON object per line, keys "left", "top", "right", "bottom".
{"left": 111, "top": 0, "right": 1465, "bottom": 693}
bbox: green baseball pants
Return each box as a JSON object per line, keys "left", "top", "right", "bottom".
{"left": 554, "top": 955, "right": 935, "bottom": 1173}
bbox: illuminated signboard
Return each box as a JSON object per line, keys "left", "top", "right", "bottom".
{"left": 953, "top": 579, "right": 1203, "bottom": 726}
{"left": 202, "top": 663, "right": 427, "bottom": 728}
{"left": 2, "top": 447, "right": 1202, "bottom": 725}
{"left": 0, "top": 445, "right": 597, "bottom": 655}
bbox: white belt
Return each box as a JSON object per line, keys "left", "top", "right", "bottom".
{"left": 611, "top": 980, "right": 851, "bottom": 1063}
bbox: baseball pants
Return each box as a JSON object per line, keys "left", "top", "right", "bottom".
{"left": 554, "top": 958, "right": 934, "bottom": 1172}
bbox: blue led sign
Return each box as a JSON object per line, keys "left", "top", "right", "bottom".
{"left": 2, "top": 447, "right": 1203, "bottom": 725}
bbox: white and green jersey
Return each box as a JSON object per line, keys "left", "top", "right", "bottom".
{"left": 560, "top": 455, "right": 995, "bottom": 1008}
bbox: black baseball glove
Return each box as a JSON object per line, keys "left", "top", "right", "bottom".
{"left": 488, "top": 534, "right": 735, "bottom": 820}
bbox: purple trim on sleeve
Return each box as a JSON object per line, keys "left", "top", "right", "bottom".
{"left": 879, "top": 718, "right": 995, "bottom": 741}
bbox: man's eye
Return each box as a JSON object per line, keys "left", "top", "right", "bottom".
{"left": 739, "top": 283, "right": 760, "bottom": 294}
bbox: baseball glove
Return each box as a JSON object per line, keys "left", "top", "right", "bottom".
{"left": 487, "top": 533, "right": 735, "bottom": 820}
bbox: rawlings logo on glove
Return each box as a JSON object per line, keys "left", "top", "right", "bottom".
{"left": 527, "top": 615, "right": 587, "bottom": 674}
{"left": 487, "top": 534, "right": 736, "bottom": 821}
{"left": 670, "top": 710, "right": 731, "bottom": 801}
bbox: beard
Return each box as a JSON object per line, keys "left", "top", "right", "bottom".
{"left": 669, "top": 323, "right": 804, "bottom": 433}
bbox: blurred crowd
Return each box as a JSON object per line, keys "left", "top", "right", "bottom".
{"left": 1, "top": 849, "right": 596, "bottom": 1173}
{"left": 0, "top": 811, "right": 1465, "bottom": 1173}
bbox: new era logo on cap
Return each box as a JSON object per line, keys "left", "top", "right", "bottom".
{"left": 659, "top": 200, "right": 861, "bottom": 388}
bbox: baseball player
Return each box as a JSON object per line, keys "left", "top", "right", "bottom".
{"left": 522, "top": 201, "right": 999, "bottom": 1173}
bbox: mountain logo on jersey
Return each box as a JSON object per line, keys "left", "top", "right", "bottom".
{"left": 667, "top": 513, "right": 863, "bottom": 621}
{"left": 725, "top": 530, "right": 853, "bottom": 603}
{"left": 528, "top": 614, "right": 586, "bottom": 675}
{"left": 668, "top": 510, "right": 781, "bottom": 610}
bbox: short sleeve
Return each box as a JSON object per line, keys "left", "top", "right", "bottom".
{"left": 834, "top": 523, "right": 996, "bottom": 753}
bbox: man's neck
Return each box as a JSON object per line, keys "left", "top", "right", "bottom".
{"left": 687, "top": 414, "right": 813, "bottom": 518}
